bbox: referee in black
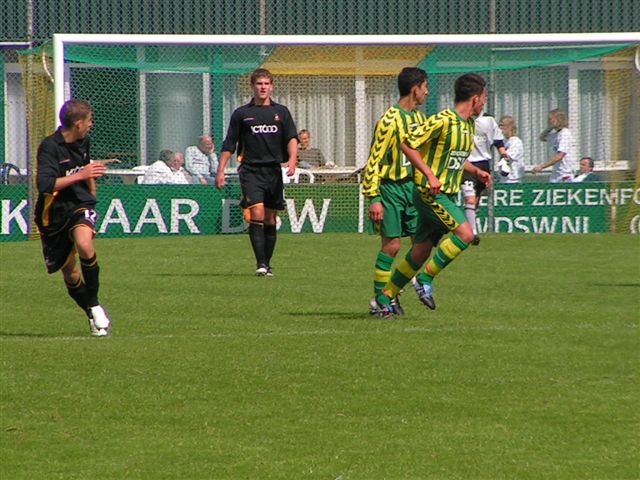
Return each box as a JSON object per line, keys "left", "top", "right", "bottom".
{"left": 216, "top": 68, "right": 299, "bottom": 276}
{"left": 34, "top": 99, "right": 114, "bottom": 336}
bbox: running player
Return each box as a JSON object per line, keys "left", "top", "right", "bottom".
{"left": 34, "top": 99, "right": 112, "bottom": 336}
{"left": 461, "top": 110, "right": 509, "bottom": 245}
{"left": 362, "top": 67, "right": 428, "bottom": 316}
{"left": 373, "top": 73, "right": 492, "bottom": 318}
{"left": 215, "top": 68, "right": 298, "bottom": 276}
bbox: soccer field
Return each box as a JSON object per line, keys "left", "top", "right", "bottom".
{"left": 1, "top": 233, "right": 638, "bottom": 479}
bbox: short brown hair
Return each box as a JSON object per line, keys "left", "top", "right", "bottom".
{"left": 59, "top": 99, "right": 92, "bottom": 129}
{"left": 250, "top": 68, "right": 273, "bottom": 84}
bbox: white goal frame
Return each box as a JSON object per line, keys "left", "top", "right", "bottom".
{"left": 52, "top": 32, "right": 640, "bottom": 167}
{"left": 53, "top": 31, "right": 640, "bottom": 112}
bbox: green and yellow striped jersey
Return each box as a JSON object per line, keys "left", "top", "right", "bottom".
{"left": 406, "top": 108, "right": 475, "bottom": 195}
{"left": 362, "top": 104, "right": 427, "bottom": 200}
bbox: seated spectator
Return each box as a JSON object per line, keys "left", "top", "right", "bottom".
{"left": 185, "top": 135, "right": 218, "bottom": 183}
{"left": 572, "top": 156, "right": 602, "bottom": 182}
{"left": 297, "top": 129, "right": 331, "bottom": 169}
{"left": 142, "top": 150, "right": 191, "bottom": 185}
{"left": 497, "top": 115, "right": 525, "bottom": 183}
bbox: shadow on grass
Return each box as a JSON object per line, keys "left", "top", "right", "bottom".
{"left": 151, "top": 272, "right": 249, "bottom": 277}
{"left": 282, "top": 311, "right": 373, "bottom": 320}
{"left": 590, "top": 283, "right": 640, "bottom": 288}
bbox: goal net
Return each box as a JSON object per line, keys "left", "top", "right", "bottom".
{"left": 9, "top": 34, "right": 640, "bottom": 240}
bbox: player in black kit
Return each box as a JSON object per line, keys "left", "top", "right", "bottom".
{"left": 34, "top": 99, "right": 114, "bottom": 336}
{"left": 216, "top": 69, "right": 299, "bottom": 276}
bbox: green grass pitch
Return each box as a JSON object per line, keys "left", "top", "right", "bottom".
{"left": 1, "top": 233, "right": 638, "bottom": 479}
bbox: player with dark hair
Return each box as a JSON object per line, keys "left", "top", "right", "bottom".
{"left": 373, "top": 73, "right": 492, "bottom": 318}
{"left": 215, "top": 68, "right": 298, "bottom": 276}
{"left": 34, "top": 99, "right": 112, "bottom": 336}
{"left": 362, "top": 67, "right": 429, "bottom": 316}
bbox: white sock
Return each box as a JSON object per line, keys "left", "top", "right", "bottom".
{"left": 465, "top": 204, "right": 477, "bottom": 235}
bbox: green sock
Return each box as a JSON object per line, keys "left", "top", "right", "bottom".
{"left": 384, "top": 248, "right": 421, "bottom": 298}
{"left": 373, "top": 251, "right": 394, "bottom": 295}
{"left": 417, "top": 235, "right": 469, "bottom": 285}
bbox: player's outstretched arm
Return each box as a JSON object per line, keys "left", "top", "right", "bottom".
{"left": 52, "top": 162, "right": 106, "bottom": 192}
{"left": 93, "top": 158, "right": 122, "bottom": 166}
{"left": 532, "top": 152, "right": 565, "bottom": 173}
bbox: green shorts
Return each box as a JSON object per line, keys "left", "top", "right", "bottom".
{"left": 373, "top": 179, "right": 417, "bottom": 238}
{"left": 413, "top": 188, "right": 466, "bottom": 244}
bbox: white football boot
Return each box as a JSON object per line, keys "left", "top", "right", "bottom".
{"left": 88, "top": 305, "right": 111, "bottom": 337}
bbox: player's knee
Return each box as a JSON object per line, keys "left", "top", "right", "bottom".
{"left": 249, "top": 212, "right": 264, "bottom": 223}
{"left": 71, "top": 226, "right": 95, "bottom": 257}
{"left": 264, "top": 211, "right": 277, "bottom": 225}
{"left": 463, "top": 193, "right": 476, "bottom": 205}
{"left": 249, "top": 204, "right": 265, "bottom": 222}
{"left": 382, "top": 239, "right": 401, "bottom": 257}
{"left": 455, "top": 225, "right": 475, "bottom": 244}
{"left": 74, "top": 239, "right": 95, "bottom": 258}
{"left": 411, "top": 242, "right": 432, "bottom": 265}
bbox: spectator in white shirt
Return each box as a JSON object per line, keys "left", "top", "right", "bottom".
{"left": 498, "top": 115, "right": 525, "bottom": 183}
{"left": 572, "top": 156, "right": 602, "bottom": 182}
{"left": 142, "top": 150, "right": 191, "bottom": 185}
{"left": 185, "top": 135, "right": 218, "bottom": 184}
{"left": 533, "top": 108, "right": 576, "bottom": 182}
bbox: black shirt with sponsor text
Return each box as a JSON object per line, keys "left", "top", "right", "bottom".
{"left": 34, "top": 128, "right": 96, "bottom": 232}
{"left": 221, "top": 98, "right": 298, "bottom": 165}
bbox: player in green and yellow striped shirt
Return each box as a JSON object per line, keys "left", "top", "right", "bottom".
{"left": 373, "top": 73, "right": 492, "bottom": 318}
{"left": 362, "top": 67, "right": 429, "bottom": 316}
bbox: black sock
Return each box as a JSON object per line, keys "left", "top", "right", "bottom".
{"left": 248, "top": 221, "right": 267, "bottom": 266}
{"left": 80, "top": 254, "right": 100, "bottom": 307}
{"left": 264, "top": 224, "right": 277, "bottom": 266}
{"left": 65, "top": 277, "right": 90, "bottom": 315}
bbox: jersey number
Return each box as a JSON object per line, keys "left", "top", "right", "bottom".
{"left": 84, "top": 209, "right": 98, "bottom": 226}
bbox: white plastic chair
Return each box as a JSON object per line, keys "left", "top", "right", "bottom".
{"left": 132, "top": 165, "right": 150, "bottom": 184}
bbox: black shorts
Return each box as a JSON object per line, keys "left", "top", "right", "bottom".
{"left": 39, "top": 208, "right": 98, "bottom": 274}
{"left": 238, "top": 163, "right": 285, "bottom": 211}
{"left": 462, "top": 160, "right": 491, "bottom": 197}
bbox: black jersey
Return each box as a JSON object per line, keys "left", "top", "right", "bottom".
{"left": 221, "top": 99, "right": 298, "bottom": 165}
{"left": 34, "top": 128, "right": 96, "bottom": 233}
